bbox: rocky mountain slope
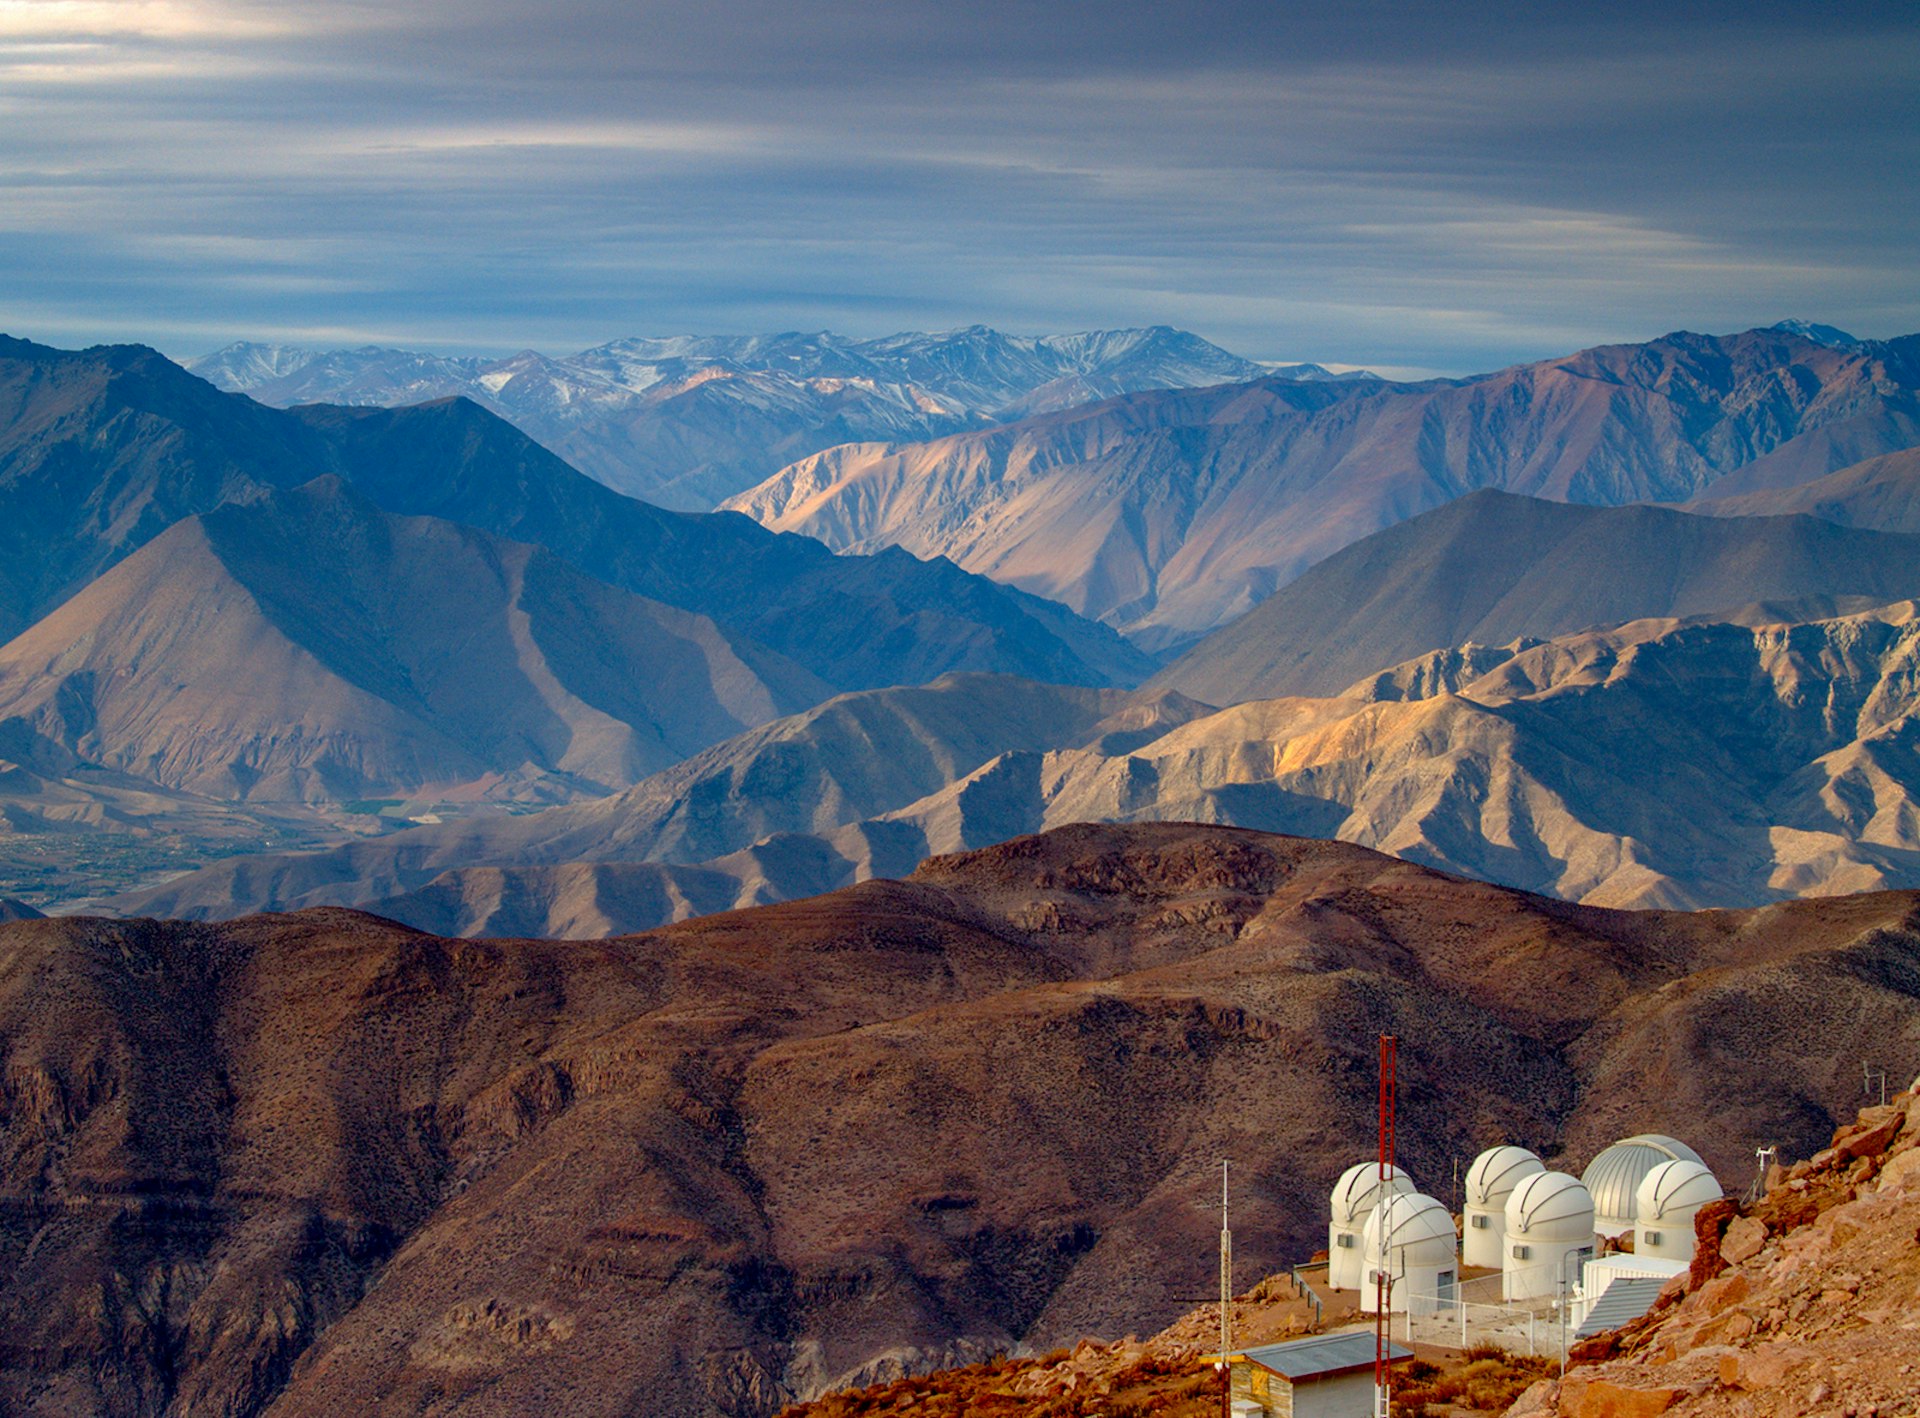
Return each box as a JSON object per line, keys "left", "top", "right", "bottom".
{"left": 4, "top": 823, "right": 1916, "bottom": 1418}
{"left": 1690, "top": 445, "right": 1920, "bottom": 534}
{"left": 0, "top": 477, "right": 827, "bottom": 805}
{"left": 118, "top": 598, "right": 1920, "bottom": 925}
{"left": 778, "top": 1083, "right": 1920, "bottom": 1418}
{"left": 188, "top": 326, "right": 1270, "bottom": 509}
{"left": 1509, "top": 1080, "right": 1920, "bottom": 1418}
{"left": 1151, "top": 491, "right": 1920, "bottom": 704}
{"left": 726, "top": 326, "right": 1920, "bottom": 647}
{"left": 0, "top": 336, "right": 1147, "bottom": 693}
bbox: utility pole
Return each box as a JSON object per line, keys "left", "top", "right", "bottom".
{"left": 1375, "top": 1033, "right": 1397, "bottom": 1418}
{"left": 1220, "top": 1159, "right": 1232, "bottom": 1418}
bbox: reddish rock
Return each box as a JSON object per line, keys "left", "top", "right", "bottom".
{"left": 1689, "top": 1199, "right": 1739, "bottom": 1286}
{"left": 1879, "top": 1146, "right": 1920, "bottom": 1193}
{"left": 1694, "top": 1272, "right": 1752, "bottom": 1317}
{"left": 1720, "top": 1216, "right": 1766, "bottom": 1266}
{"left": 1837, "top": 1115, "right": 1902, "bottom": 1161}
{"left": 1559, "top": 1377, "right": 1685, "bottom": 1418}
{"left": 1718, "top": 1344, "right": 1814, "bottom": 1390}
{"left": 1568, "top": 1334, "right": 1621, "bottom": 1366}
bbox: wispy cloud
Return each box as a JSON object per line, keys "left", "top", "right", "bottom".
{"left": 1, "top": 0, "right": 1914, "bottom": 370}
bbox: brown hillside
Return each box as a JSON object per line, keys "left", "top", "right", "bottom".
{"left": 1, "top": 823, "right": 1916, "bottom": 1417}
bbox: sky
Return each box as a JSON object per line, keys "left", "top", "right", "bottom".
{"left": 2, "top": 0, "right": 1916, "bottom": 375}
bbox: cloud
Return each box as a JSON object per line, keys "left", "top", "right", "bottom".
{"left": 0, "top": 0, "right": 1914, "bottom": 370}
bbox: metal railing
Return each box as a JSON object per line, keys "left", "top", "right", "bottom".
{"left": 1287, "top": 1264, "right": 1324, "bottom": 1325}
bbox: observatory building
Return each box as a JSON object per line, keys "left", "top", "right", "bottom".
{"left": 1359, "top": 1191, "right": 1457, "bottom": 1315}
{"left": 1462, "top": 1145, "right": 1545, "bottom": 1269}
{"left": 1327, "top": 1162, "right": 1415, "bottom": 1290}
{"left": 1582, "top": 1134, "right": 1704, "bottom": 1238}
{"left": 1633, "top": 1159, "right": 1723, "bottom": 1263}
{"left": 1502, "top": 1171, "right": 1594, "bottom": 1302}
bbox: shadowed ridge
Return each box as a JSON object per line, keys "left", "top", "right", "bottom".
{"left": 1690, "top": 445, "right": 1920, "bottom": 532}
{"left": 0, "top": 475, "right": 830, "bottom": 803}
{"left": 0, "top": 338, "right": 1151, "bottom": 696}
{"left": 1150, "top": 490, "right": 1920, "bottom": 703}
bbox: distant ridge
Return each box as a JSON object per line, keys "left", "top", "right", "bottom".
{"left": 186, "top": 325, "right": 1271, "bottom": 508}
{"left": 0, "top": 336, "right": 1148, "bottom": 692}
{"left": 1690, "top": 445, "right": 1920, "bottom": 533}
{"left": 1152, "top": 489, "right": 1920, "bottom": 703}
{"left": 726, "top": 326, "right": 1920, "bottom": 646}
{"left": 0, "top": 477, "right": 829, "bottom": 803}
{"left": 114, "top": 597, "right": 1920, "bottom": 923}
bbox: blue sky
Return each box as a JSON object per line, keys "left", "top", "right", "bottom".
{"left": 2, "top": 0, "right": 1915, "bottom": 374}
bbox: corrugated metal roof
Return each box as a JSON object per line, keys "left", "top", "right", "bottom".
{"left": 1239, "top": 1333, "right": 1415, "bottom": 1381}
{"left": 1573, "top": 1276, "right": 1668, "bottom": 1340}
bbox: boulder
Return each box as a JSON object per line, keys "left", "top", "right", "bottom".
{"left": 1559, "top": 1377, "right": 1685, "bottom": 1418}
{"left": 1720, "top": 1216, "right": 1766, "bottom": 1266}
{"left": 1837, "top": 1114, "right": 1902, "bottom": 1161}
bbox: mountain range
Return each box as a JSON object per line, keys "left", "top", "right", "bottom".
{"left": 5, "top": 822, "right": 1912, "bottom": 1417}
{"left": 0, "top": 336, "right": 1143, "bottom": 692}
{"left": 0, "top": 477, "right": 829, "bottom": 805}
{"left": 187, "top": 326, "right": 1276, "bottom": 509}
{"left": 0, "top": 335, "right": 1150, "bottom": 905}
{"left": 12, "top": 324, "right": 1920, "bottom": 920}
{"left": 726, "top": 324, "right": 1920, "bottom": 647}
{"left": 112, "top": 590, "right": 1920, "bottom": 925}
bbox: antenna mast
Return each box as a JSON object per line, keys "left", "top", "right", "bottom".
{"left": 1375, "top": 1034, "right": 1398, "bottom": 1418}
{"left": 1220, "top": 1159, "right": 1232, "bottom": 1418}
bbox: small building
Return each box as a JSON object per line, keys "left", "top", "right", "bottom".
{"left": 1581, "top": 1134, "right": 1704, "bottom": 1238}
{"left": 1579, "top": 1252, "right": 1688, "bottom": 1312}
{"left": 1502, "top": 1170, "right": 1594, "bottom": 1302}
{"left": 1217, "top": 1332, "right": 1415, "bottom": 1418}
{"left": 1359, "top": 1191, "right": 1458, "bottom": 1315}
{"left": 1633, "top": 1158, "right": 1722, "bottom": 1263}
{"left": 1462, "top": 1145, "right": 1545, "bottom": 1269}
{"left": 1327, "top": 1162, "right": 1415, "bottom": 1291}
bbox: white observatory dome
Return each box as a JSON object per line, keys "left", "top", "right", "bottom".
{"left": 1462, "top": 1145, "right": 1544, "bottom": 1269}
{"left": 1327, "top": 1162, "right": 1416, "bottom": 1290}
{"left": 1582, "top": 1135, "right": 1704, "bottom": 1238}
{"left": 1360, "top": 1191, "right": 1457, "bottom": 1314}
{"left": 1502, "top": 1171, "right": 1595, "bottom": 1302}
{"left": 1633, "top": 1159, "right": 1722, "bottom": 1264}
{"left": 1505, "top": 1171, "right": 1595, "bottom": 1243}
{"left": 1465, "top": 1146, "right": 1546, "bottom": 1208}
{"left": 1364, "top": 1192, "right": 1458, "bottom": 1269}
{"left": 1330, "top": 1162, "right": 1416, "bottom": 1225}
